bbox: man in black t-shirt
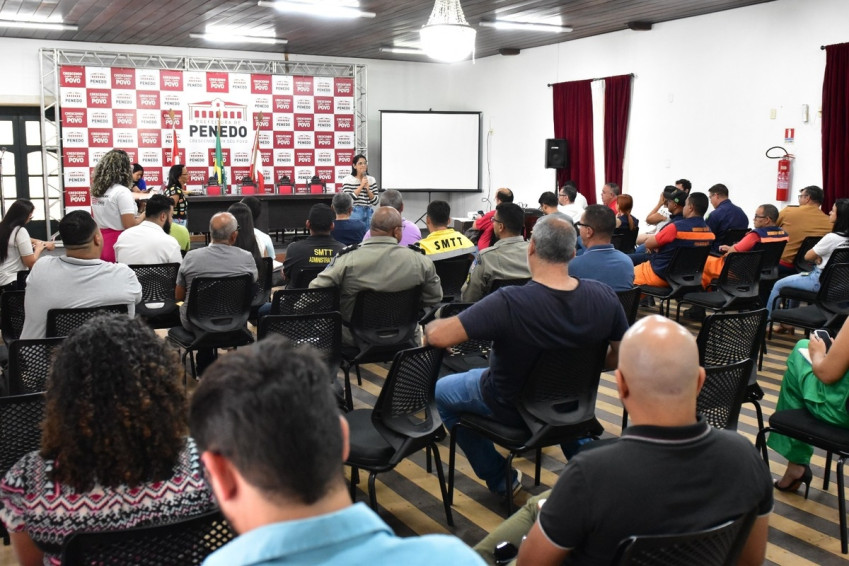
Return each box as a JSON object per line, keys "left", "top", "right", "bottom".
{"left": 283, "top": 204, "right": 344, "bottom": 286}
{"left": 426, "top": 215, "right": 628, "bottom": 496}
{"left": 515, "top": 315, "right": 772, "bottom": 566}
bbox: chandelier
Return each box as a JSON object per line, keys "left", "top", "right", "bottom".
{"left": 420, "top": 0, "right": 476, "bottom": 63}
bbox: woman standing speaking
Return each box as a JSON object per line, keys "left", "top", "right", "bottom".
{"left": 90, "top": 149, "right": 143, "bottom": 262}
{"left": 341, "top": 154, "right": 378, "bottom": 227}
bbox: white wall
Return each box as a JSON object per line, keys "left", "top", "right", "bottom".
{"left": 0, "top": 0, "right": 845, "bottom": 226}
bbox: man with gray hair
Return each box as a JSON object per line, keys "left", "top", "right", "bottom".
{"left": 362, "top": 189, "right": 421, "bottom": 246}
{"left": 426, "top": 215, "right": 628, "bottom": 497}
{"left": 330, "top": 191, "right": 367, "bottom": 245}
{"left": 176, "top": 211, "right": 258, "bottom": 374}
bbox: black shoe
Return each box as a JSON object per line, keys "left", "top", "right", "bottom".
{"left": 683, "top": 306, "right": 706, "bottom": 321}
{"left": 774, "top": 465, "right": 813, "bottom": 499}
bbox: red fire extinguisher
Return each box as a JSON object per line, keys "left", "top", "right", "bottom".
{"left": 767, "top": 147, "right": 794, "bottom": 201}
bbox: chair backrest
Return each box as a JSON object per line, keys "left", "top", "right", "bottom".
{"left": 252, "top": 257, "right": 274, "bottom": 307}
{"left": 257, "top": 312, "right": 342, "bottom": 374}
{"left": 46, "top": 304, "right": 129, "bottom": 338}
{"left": 15, "top": 269, "right": 28, "bottom": 289}
{"left": 489, "top": 277, "right": 530, "bottom": 294}
{"left": 719, "top": 228, "right": 749, "bottom": 247}
{"left": 816, "top": 261, "right": 849, "bottom": 317}
{"left": 0, "top": 392, "right": 45, "bottom": 475}
{"left": 61, "top": 510, "right": 235, "bottom": 566}
{"left": 696, "top": 309, "right": 768, "bottom": 367}
{"left": 1, "top": 289, "right": 26, "bottom": 343}
{"left": 8, "top": 337, "right": 64, "bottom": 394}
{"left": 664, "top": 246, "right": 711, "bottom": 291}
{"left": 613, "top": 508, "right": 757, "bottom": 566}
{"left": 517, "top": 342, "right": 608, "bottom": 437}
{"left": 129, "top": 263, "right": 180, "bottom": 316}
{"left": 438, "top": 302, "right": 492, "bottom": 357}
{"left": 433, "top": 254, "right": 474, "bottom": 300}
{"left": 697, "top": 359, "right": 753, "bottom": 430}
{"left": 270, "top": 287, "right": 340, "bottom": 315}
{"left": 372, "top": 346, "right": 445, "bottom": 452}
{"left": 613, "top": 227, "right": 639, "bottom": 255}
{"left": 753, "top": 240, "right": 787, "bottom": 280}
{"left": 616, "top": 287, "right": 641, "bottom": 326}
{"left": 522, "top": 209, "right": 543, "bottom": 240}
{"left": 289, "top": 265, "right": 327, "bottom": 289}
{"left": 828, "top": 245, "right": 849, "bottom": 267}
{"left": 350, "top": 286, "right": 422, "bottom": 349}
{"left": 186, "top": 275, "right": 254, "bottom": 334}
{"left": 794, "top": 235, "right": 822, "bottom": 273}
{"left": 715, "top": 250, "right": 763, "bottom": 299}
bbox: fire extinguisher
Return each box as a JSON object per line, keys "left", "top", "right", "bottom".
{"left": 766, "top": 146, "right": 794, "bottom": 201}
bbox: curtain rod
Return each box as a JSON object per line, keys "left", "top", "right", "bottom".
{"left": 547, "top": 72, "right": 634, "bottom": 87}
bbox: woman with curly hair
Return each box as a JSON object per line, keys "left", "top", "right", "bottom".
{"left": 90, "top": 149, "right": 143, "bottom": 262}
{"left": 0, "top": 314, "right": 214, "bottom": 565}
{"left": 0, "top": 200, "right": 54, "bottom": 290}
{"left": 165, "top": 164, "right": 189, "bottom": 227}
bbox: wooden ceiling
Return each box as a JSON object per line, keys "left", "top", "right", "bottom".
{"left": 0, "top": 0, "right": 774, "bottom": 62}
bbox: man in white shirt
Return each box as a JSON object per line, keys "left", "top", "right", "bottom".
{"left": 557, "top": 184, "right": 585, "bottom": 222}
{"left": 114, "top": 194, "right": 182, "bottom": 265}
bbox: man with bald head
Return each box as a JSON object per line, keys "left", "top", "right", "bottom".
{"left": 176, "top": 211, "right": 258, "bottom": 373}
{"left": 512, "top": 316, "right": 772, "bottom": 566}
{"left": 311, "top": 206, "right": 442, "bottom": 345}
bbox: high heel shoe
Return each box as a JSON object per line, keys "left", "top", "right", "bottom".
{"left": 774, "top": 465, "right": 812, "bottom": 499}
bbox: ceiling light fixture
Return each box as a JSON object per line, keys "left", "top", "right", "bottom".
{"left": 190, "top": 32, "right": 288, "bottom": 45}
{"left": 0, "top": 19, "right": 77, "bottom": 31}
{"left": 379, "top": 47, "right": 425, "bottom": 55}
{"left": 479, "top": 20, "right": 572, "bottom": 33}
{"left": 257, "top": 0, "right": 375, "bottom": 19}
{"left": 420, "top": 0, "right": 476, "bottom": 63}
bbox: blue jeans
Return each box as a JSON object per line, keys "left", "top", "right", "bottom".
{"left": 629, "top": 244, "right": 650, "bottom": 266}
{"left": 766, "top": 268, "right": 821, "bottom": 317}
{"left": 435, "top": 369, "right": 508, "bottom": 491}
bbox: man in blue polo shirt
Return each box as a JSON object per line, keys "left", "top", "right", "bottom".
{"left": 706, "top": 183, "right": 748, "bottom": 252}
{"left": 570, "top": 205, "right": 634, "bottom": 291}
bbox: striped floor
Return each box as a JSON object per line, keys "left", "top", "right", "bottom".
{"left": 346, "top": 306, "right": 849, "bottom": 566}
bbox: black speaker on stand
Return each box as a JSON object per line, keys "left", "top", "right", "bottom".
{"left": 545, "top": 138, "right": 568, "bottom": 193}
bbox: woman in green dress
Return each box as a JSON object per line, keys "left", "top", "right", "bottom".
{"left": 768, "top": 316, "right": 849, "bottom": 495}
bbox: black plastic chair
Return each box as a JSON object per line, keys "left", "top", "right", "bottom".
{"left": 345, "top": 347, "right": 453, "bottom": 525}
{"left": 433, "top": 254, "right": 474, "bottom": 303}
{"left": 258, "top": 312, "right": 342, "bottom": 378}
{"left": 718, "top": 228, "right": 750, "bottom": 248}
{"left": 46, "top": 305, "right": 130, "bottom": 338}
{"left": 675, "top": 250, "right": 764, "bottom": 320}
{"left": 289, "top": 265, "right": 327, "bottom": 289}
{"left": 612, "top": 507, "right": 757, "bottom": 565}
{"left": 794, "top": 235, "right": 824, "bottom": 273}
{"left": 769, "top": 262, "right": 849, "bottom": 338}
{"left": 61, "top": 510, "right": 235, "bottom": 566}
{"left": 15, "top": 269, "right": 28, "bottom": 290}
{"left": 639, "top": 246, "right": 711, "bottom": 317}
{"left": 697, "top": 360, "right": 753, "bottom": 431}
{"left": 756, "top": 406, "right": 849, "bottom": 553}
{"left": 1, "top": 290, "right": 25, "bottom": 346}
{"left": 448, "top": 342, "right": 608, "bottom": 515}
{"left": 696, "top": 309, "right": 769, "bottom": 432}
{"left": 252, "top": 257, "right": 274, "bottom": 309}
{"left": 270, "top": 286, "right": 340, "bottom": 315}
{"left": 617, "top": 287, "right": 641, "bottom": 326}
{"left": 7, "top": 337, "right": 64, "bottom": 394}
{"left": 0, "top": 392, "right": 45, "bottom": 545}
{"left": 340, "top": 286, "right": 423, "bottom": 411}
{"left": 487, "top": 277, "right": 530, "bottom": 296}
{"left": 129, "top": 263, "right": 181, "bottom": 329}
{"left": 754, "top": 239, "right": 788, "bottom": 283}
{"left": 613, "top": 227, "right": 639, "bottom": 255}
{"left": 776, "top": 246, "right": 849, "bottom": 307}
{"left": 438, "top": 302, "right": 491, "bottom": 374}
{"left": 167, "top": 275, "right": 254, "bottom": 382}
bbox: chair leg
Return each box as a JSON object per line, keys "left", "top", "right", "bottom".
{"left": 367, "top": 472, "right": 378, "bottom": 511}
{"left": 751, "top": 400, "right": 764, "bottom": 434}
{"left": 838, "top": 457, "right": 847, "bottom": 554}
{"left": 825, "top": 452, "right": 834, "bottom": 490}
{"left": 342, "top": 364, "right": 354, "bottom": 412}
{"left": 356, "top": 364, "right": 362, "bottom": 386}
{"left": 505, "top": 452, "right": 516, "bottom": 516}
{"left": 430, "top": 443, "right": 454, "bottom": 526}
{"left": 755, "top": 427, "right": 769, "bottom": 464}
{"left": 448, "top": 428, "right": 458, "bottom": 506}
{"left": 675, "top": 302, "right": 682, "bottom": 322}
{"left": 426, "top": 444, "right": 433, "bottom": 473}
{"left": 535, "top": 448, "right": 542, "bottom": 486}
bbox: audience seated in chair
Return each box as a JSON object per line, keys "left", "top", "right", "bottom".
{"left": 570, "top": 204, "right": 634, "bottom": 292}
{"left": 633, "top": 184, "right": 687, "bottom": 258}
{"left": 474, "top": 316, "right": 772, "bottom": 566}
{"left": 176, "top": 212, "right": 257, "bottom": 374}
{"left": 612, "top": 194, "right": 640, "bottom": 254}
{"left": 283, "top": 204, "right": 344, "bottom": 285}
{"left": 330, "top": 191, "right": 368, "bottom": 246}
{"left": 461, "top": 202, "right": 530, "bottom": 302}
{"left": 20, "top": 210, "right": 141, "bottom": 339}
{"left": 189, "top": 337, "right": 484, "bottom": 566}
{"left": 556, "top": 182, "right": 585, "bottom": 223}
{"left": 416, "top": 200, "right": 476, "bottom": 261}
{"left": 476, "top": 188, "right": 514, "bottom": 251}
{"left": 776, "top": 185, "right": 833, "bottom": 276}
{"left": 362, "top": 190, "right": 421, "bottom": 246}
{"left": 706, "top": 183, "right": 749, "bottom": 253}
{"left": 310, "top": 206, "right": 441, "bottom": 346}
{"left": 633, "top": 192, "right": 715, "bottom": 287}
{"left": 114, "top": 194, "right": 183, "bottom": 265}
{"left": 0, "top": 314, "right": 215, "bottom": 566}
{"left": 427, "top": 215, "right": 627, "bottom": 497}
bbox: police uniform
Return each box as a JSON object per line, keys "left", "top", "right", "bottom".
{"left": 309, "top": 236, "right": 443, "bottom": 344}
{"left": 460, "top": 236, "right": 530, "bottom": 302}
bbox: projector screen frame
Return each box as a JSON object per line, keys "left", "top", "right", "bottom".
{"left": 379, "top": 110, "right": 482, "bottom": 193}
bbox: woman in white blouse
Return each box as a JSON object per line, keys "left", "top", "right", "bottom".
{"left": 90, "top": 149, "right": 143, "bottom": 262}
{"left": 340, "top": 154, "right": 378, "bottom": 227}
{"left": 0, "top": 199, "right": 53, "bottom": 290}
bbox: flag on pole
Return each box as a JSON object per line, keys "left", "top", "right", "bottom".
{"left": 168, "top": 109, "right": 180, "bottom": 165}
{"left": 213, "top": 110, "right": 225, "bottom": 186}
{"left": 249, "top": 112, "right": 265, "bottom": 193}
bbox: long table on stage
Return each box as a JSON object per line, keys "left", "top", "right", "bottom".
{"left": 186, "top": 193, "right": 334, "bottom": 234}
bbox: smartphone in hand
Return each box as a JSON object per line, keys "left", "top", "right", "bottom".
{"left": 814, "top": 329, "right": 833, "bottom": 353}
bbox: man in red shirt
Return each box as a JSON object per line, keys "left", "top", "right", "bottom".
{"left": 475, "top": 187, "right": 514, "bottom": 250}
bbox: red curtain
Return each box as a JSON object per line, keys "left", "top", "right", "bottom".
{"left": 822, "top": 42, "right": 849, "bottom": 212}
{"left": 604, "top": 74, "right": 632, "bottom": 189}
{"left": 553, "top": 80, "right": 595, "bottom": 204}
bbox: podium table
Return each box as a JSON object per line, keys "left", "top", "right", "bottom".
{"left": 186, "top": 194, "right": 334, "bottom": 234}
